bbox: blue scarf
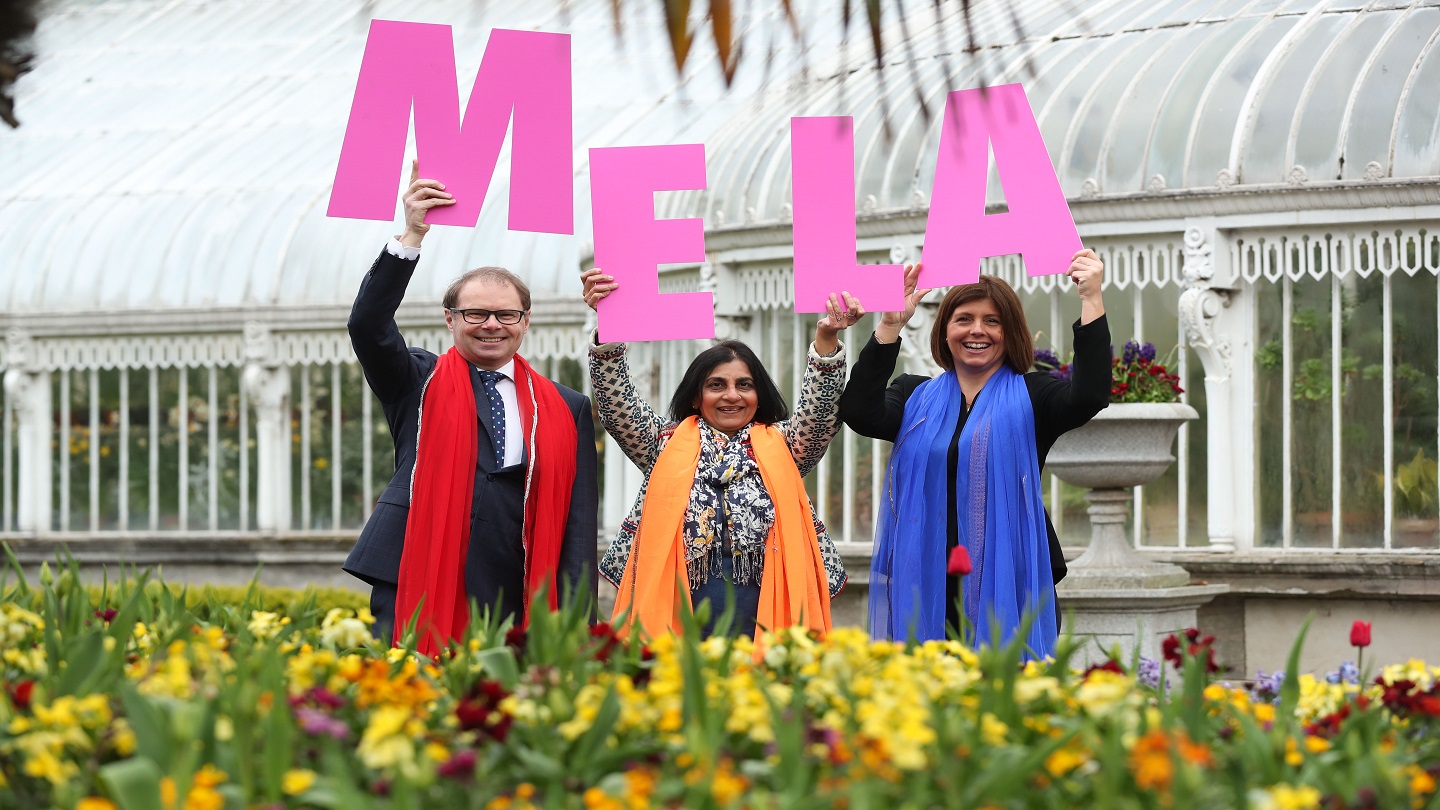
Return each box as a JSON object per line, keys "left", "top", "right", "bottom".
{"left": 869, "top": 365, "right": 1057, "bottom": 657}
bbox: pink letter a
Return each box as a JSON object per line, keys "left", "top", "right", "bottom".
{"left": 327, "top": 21, "right": 573, "bottom": 234}
{"left": 920, "top": 84, "right": 1080, "bottom": 286}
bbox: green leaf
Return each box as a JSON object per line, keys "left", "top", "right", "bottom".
{"left": 118, "top": 684, "right": 173, "bottom": 767}
{"left": 570, "top": 685, "right": 622, "bottom": 772}
{"left": 55, "top": 632, "right": 106, "bottom": 695}
{"left": 475, "top": 646, "right": 520, "bottom": 688}
{"left": 512, "top": 746, "right": 567, "bottom": 781}
{"left": 98, "top": 757, "right": 166, "bottom": 810}
{"left": 1278, "top": 614, "right": 1313, "bottom": 724}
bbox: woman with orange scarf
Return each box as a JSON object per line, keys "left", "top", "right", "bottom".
{"left": 580, "top": 268, "right": 859, "bottom": 641}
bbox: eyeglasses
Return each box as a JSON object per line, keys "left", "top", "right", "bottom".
{"left": 448, "top": 308, "right": 528, "bottom": 325}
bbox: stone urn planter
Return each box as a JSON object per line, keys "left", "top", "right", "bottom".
{"left": 1046, "top": 401, "right": 1199, "bottom": 589}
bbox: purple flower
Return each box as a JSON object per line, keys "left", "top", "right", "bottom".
{"left": 1137, "top": 657, "right": 1161, "bottom": 689}
{"left": 296, "top": 707, "right": 351, "bottom": 740}
{"left": 1325, "top": 661, "right": 1360, "bottom": 685}
{"left": 1122, "top": 340, "right": 1141, "bottom": 365}
{"left": 1251, "top": 669, "right": 1286, "bottom": 702}
{"left": 1140, "top": 342, "right": 1157, "bottom": 362}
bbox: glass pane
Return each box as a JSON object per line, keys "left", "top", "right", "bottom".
{"left": 1392, "top": 30, "right": 1440, "bottom": 178}
{"left": 1185, "top": 18, "right": 1295, "bottom": 187}
{"left": 1063, "top": 32, "right": 1163, "bottom": 194}
{"left": 1147, "top": 18, "right": 1259, "bottom": 190}
{"left": 1102, "top": 25, "right": 1214, "bottom": 193}
{"left": 1383, "top": 271, "right": 1440, "bottom": 549}
{"left": 1241, "top": 15, "right": 1349, "bottom": 184}
{"left": 1342, "top": 8, "right": 1440, "bottom": 180}
{"left": 1293, "top": 12, "right": 1398, "bottom": 182}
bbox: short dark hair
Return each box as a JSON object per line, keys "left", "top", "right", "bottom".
{"left": 929, "top": 275, "right": 1034, "bottom": 374}
{"left": 668, "top": 340, "right": 789, "bottom": 426}
{"left": 442, "top": 266, "right": 531, "bottom": 310}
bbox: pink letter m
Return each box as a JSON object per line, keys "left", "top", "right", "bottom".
{"left": 327, "top": 21, "right": 573, "bottom": 234}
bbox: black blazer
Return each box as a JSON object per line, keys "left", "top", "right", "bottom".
{"left": 838, "top": 315, "right": 1112, "bottom": 586}
{"left": 343, "top": 248, "right": 599, "bottom": 620}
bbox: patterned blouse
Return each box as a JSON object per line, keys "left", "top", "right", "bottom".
{"left": 589, "top": 339, "right": 850, "bottom": 597}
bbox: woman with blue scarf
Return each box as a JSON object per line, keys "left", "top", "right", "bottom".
{"left": 839, "top": 250, "right": 1109, "bottom": 659}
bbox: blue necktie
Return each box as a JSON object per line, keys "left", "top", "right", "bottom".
{"left": 478, "top": 369, "right": 506, "bottom": 466}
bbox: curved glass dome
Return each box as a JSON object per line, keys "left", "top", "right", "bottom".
{"left": 0, "top": 0, "right": 844, "bottom": 315}
{"left": 4, "top": 0, "right": 1437, "bottom": 315}
{"left": 662, "top": 0, "right": 1440, "bottom": 225}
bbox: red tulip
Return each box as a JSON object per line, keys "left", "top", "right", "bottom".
{"left": 947, "top": 545, "right": 973, "bottom": 576}
{"left": 1350, "top": 620, "right": 1372, "bottom": 648}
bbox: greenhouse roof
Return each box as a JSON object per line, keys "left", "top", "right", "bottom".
{"left": 672, "top": 0, "right": 1440, "bottom": 225}
{"left": 2, "top": 0, "right": 1438, "bottom": 315}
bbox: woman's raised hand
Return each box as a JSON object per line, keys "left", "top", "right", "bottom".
{"left": 875, "top": 263, "right": 933, "bottom": 343}
{"left": 815, "top": 291, "right": 863, "bottom": 355}
{"left": 580, "top": 268, "right": 617, "bottom": 311}
{"left": 1066, "top": 249, "right": 1106, "bottom": 325}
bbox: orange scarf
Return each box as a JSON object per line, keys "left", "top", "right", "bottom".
{"left": 612, "top": 417, "right": 831, "bottom": 641}
{"left": 395, "top": 349, "right": 577, "bottom": 654}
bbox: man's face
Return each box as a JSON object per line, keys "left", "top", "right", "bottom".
{"left": 444, "top": 279, "right": 528, "bottom": 370}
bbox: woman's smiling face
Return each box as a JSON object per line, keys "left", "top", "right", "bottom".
{"left": 693, "top": 359, "right": 759, "bottom": 435}
{"left": 945, "top": 297, "right": 1007, "bottom": 377}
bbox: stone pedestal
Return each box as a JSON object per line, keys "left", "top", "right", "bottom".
{"left": 1059, "top": 584, "right": 1229, "bottom": 667}
{"left": 1048, "top": 402, "right": 1228, "bottom": 666}
{"left": 1063, "top": 488, "right": 1190, "bottom": 589}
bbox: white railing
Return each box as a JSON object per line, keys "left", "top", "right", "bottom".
{"left": 1235, "top": 224, "right": 1440, "bottom": 550}
{"left": 4, "top": 224, "right": 1437, "bottom": 555}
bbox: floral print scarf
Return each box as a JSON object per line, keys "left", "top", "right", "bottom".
{"left": 682, "top": 421, "right": 776, "bottom": 589}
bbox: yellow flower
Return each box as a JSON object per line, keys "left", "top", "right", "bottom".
{"left": 112, "top": 719, "right": 137, "bottom": 757}
{"left": 282, "top": 768, "right": 317, "bottom": 796}
{"left": 1410, "top": 764, "right": 1438, "bottom": 800}
{"left": 183, "top": 786, "right": 223, "bottom": 810}
{"left": 582, "top": 787, "right": 622, "bottom": 810}
{"left": 1267, "top": 783, "right": 1322, "bottom": 810}
{"left": 246, "top": 611, "right": 290, "bottom": 640}
{"left": 710, "top": 759, "right": 748, "bottom": 806}
{"left": 1044, "top": 744, "right": 1090, "bottom": 778}
{"left": 75, "top": 799, "right": 119, "bottom": 810}
{"left": 1302, "top": 735, "right": 1331, "bottom": 754}
{"left": 192, "top": 764, "right": 227, "bottom": 789}
{"left": 979, "top": 713, "right": 1009, "bottom": 746}
{"left": 357, "top": 706, "right": 420, "bottom": 771}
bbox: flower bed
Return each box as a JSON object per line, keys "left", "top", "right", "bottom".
{"left": 2, "top": 556, "right": 1438, "bottom": 809}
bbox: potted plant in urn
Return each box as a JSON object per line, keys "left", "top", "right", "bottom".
{"left": 1033, "top": 340, "right": 1199, "bottom": 588}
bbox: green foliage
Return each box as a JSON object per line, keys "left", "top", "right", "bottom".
{"left": 4, "top": 549, "right": 1440, "bottom": 809}
{"left": 1388, "top": 449, "right": 1439, "bottom": 518}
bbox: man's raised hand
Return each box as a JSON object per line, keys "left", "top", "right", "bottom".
{"left": 399, "top": 159, "right": 455, "bottom": 247}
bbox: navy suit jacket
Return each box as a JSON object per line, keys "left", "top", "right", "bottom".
{"left": 343, "top": 248, "right": 599, "bottom": 621}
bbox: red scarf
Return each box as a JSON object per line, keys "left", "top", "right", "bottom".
{"left": 394, "top": 349, "right": 578, "bottom": 654}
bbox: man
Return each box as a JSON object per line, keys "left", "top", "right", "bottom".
{"left": 344, "top": 161, "right": 598, "bottom": 651}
